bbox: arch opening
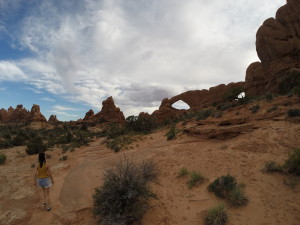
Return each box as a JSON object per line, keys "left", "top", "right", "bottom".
{"left": 172, "top": 100, "right": 190, "bottom": 110}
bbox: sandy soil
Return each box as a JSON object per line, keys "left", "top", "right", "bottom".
{"left": 0, "top": 96, "right": 300, "bottom": 225}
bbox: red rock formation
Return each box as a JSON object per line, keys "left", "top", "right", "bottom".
{"left": 151, "top": 82, "right": 244, "bottom": 123}
{"left": 83, "top": 109, "right": 94, "bottom": 120}
{"left": 246, "top": 0, "right": 300, "bottom": 96}
{"left": 83, "top": 97, "right": 126, "bottom": 124}
{"left": 48, "top": 115, "right": 59, "bottom": 124}
{"left": 0, "top": 104, "right": 47, "bottom": 125}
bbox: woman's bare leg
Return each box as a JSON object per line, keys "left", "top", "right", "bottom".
{"left": 45, "top": 188, "right": 51, "bottom": 208}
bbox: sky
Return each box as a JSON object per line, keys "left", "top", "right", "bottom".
{"left": 0, "top": 0, "right": 284, "bottom": 121}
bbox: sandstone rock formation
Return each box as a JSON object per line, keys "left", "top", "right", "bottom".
{"left": 48, "top": 115, "right": 60, "bottom": 125}
{"left": 83, "top": 96, "right": 126, "bottom": 124}
{"left": 0, "top": 104, "right": 47, "bottom": 125}
{"left": 151, "top": 82, "right": 244, "bottom": 123}
{"left": 245, "top": 0, "right": 300, "bottom": 96}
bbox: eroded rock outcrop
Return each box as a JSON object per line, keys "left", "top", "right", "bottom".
{"left": 0, "top": 104, "right": 47, "bottom": 126}
{"left": 151, "top": 82, "right": 244, "bottom": 123}
{"left": 83, "top": 96, "right": 126, "bottom": 124}
{"left": 48, "top": 115, "right": 60, "bottom": 125}
{"left": 246, "top": 0, "right": 300, "bottom": 96}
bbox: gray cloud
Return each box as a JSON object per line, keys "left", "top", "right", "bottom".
{"left": 0, "top": 0, "right": 285, "bottom": 117}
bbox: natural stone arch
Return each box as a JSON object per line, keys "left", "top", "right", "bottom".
{"left": 171, "top": 100, "right": 190, "bottom": 110}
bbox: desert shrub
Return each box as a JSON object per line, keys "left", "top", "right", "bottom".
{"left": 267, "top": 106, "right": 278, "bottom": 113}
{"left": 106, "top": 136, "right": 133, "bottom": 152}
{"left": 188, "top": 171, "right": 205, "bottom": 189}
{"left": 177, "top": 167, "right": 188, "bottom": 178}
{"left": 265, "top": 93, "right": 273, "bottom": 102}
{"left": 213, "top": 111, "right": 223, "bottom": 118}
{"left": 166, "top": 124, "right": 177, "bottom": 140}
{"left": 284, "top": 148, "right": 300, "bottom": 175}
{"left": 0, "top": 153, "right": 7, "bottom": 164}
{"left": 205, "top": 204, "right": 228, "bottom": 225}
{"left": 93, "top": 158, "right": 158, "bottom": 225}
{"left": 208, "top": 175, "right": 237, "bottom": 198}
{"left": 223, "top": 86, "right": 244, "bottom": 102}
{"left": 0, "top": 140, "right": 13, "bottom": 149}
{"left": 12, "top": 134, "right": 26, "bottom": 146}
{"left": 61, "top": 144, "right": 70, "bottom": 153}
{"left": 126, "top": 115, "right": 157, "bottom": 134}
{"left": 25, "top": 136, "right": 47, "bottom": 155}
{"left": 250, "top": 104, "right": 260, "bottom": 113}
{"left": 278, "top": 71, "right": 300, "bottom": 94}
{"left": 228, "top": 183, "right": 248, "bottom": 207}
{"left": 264, "top": 161, "right": 283, "bottom": 173}
{"left": 196, "top": 109, "right": 212, "bottom": 120}
{"left": 216, "top": 102, "right": 238, "bottom": 111}
{"left": 287, "top": 109, "right": 300, "bottom": 117}
{"left": 59, "top": 155, "right": 68, "bottom": 161}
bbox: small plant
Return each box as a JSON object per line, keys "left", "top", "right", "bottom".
{"left": 0, "top": 153, "right": 7, "bottom": 164}
{"left": 25, "top": 136, "right": 47, "bottom": 155}
{"left": 93, "top": 158, "right": 158, "bottom": 225}
{"left": 205, "top": 204, "right": 228, "bottom": 225}
{"left": 250, "top": 104, "right": 260, "bottom": 114}
{"left": 228, "top": 183, "right": 248, "bottom": 206}
{"left": 59, "top": 155, "right": 68, "bottom": 161}
{"left": 177, "top": 167, "right": 188, "bottom": 178}
{"left": 196, "top": 109, "right": 212, "bottom": 120}
{"left": 208, "top": 175, "right": 237, "bottom": 198}
{"left": 265, "top": 93, "right": 273, "bottom": 102}
{"left": 188, "top": 171, "right": 205, "bottom": 189}
{"left": 283, "top": 148, "right": 300, "bottom": 175}
{"left": 264, "top": 161, "right": 283, "bottom": 173}
{"left": 166, "top": 124, "right": 177, "bottom": 140}
{"left": 287, "top": 109, "right": 300, "bottom": 117}
{"left": 267, "top": 106, "right": 278, "bottom": 113}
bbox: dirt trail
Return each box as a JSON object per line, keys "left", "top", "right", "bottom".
{"left": 1, "top": 103, "right": 300, "bottom": 225}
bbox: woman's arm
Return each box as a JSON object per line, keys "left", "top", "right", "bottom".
{"left": 47, "top": 165, "right": 54, "bottom": 184}
{"left": 33, "top": 164, "right": 37, "bottom": 186}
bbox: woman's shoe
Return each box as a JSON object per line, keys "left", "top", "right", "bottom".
{"left": 47, "top": 206, "right": 51, "bottom": 211}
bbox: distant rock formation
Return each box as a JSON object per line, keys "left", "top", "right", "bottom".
{"left": 83, "top": 96, "right": 126, "bottom": 124}
{"left": 48, "top": 115, "right": 60, "bottom": 125}
{"left": 245, "top": 0, "right": 300, "bottom": 96}
{"left": 151, "top": 82, "right": 244, "bottom": 123}
{"left": 0, "top": 104, "right": 47, "bottom": 126}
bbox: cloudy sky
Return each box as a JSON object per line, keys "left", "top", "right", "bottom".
{"left": 0, "top": 0, "right": 284, "bottom": 121}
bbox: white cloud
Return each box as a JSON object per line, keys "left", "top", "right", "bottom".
{"left": 1, "top": 0, "right": 285, "bottom": 118}
{"left": 40, "top": 97, "right": 55, "bottom": 102}
{"left": 0, "top": 61, "right": 27, "bottom": 81}
{"left": 0, "top": 87, "right": 6, "bottom": 91}
{"left": 23, "top": 87, "right": 43, "bottom": 94}
{"left": 52, "top": 105, "right": 79, "bottom": 111}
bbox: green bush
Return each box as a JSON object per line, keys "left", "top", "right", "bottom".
{"left": 278, "top": 71, "right": 300, "bottom": 94}
{"left": 188, "top": 171, "right": 205, "bottom": 189}
{"left": 177, "top": 167, "right": 188, "bottom": 178}
{"left": 287, "top": 109, "right": 300, "bottom": 117}
{"left": 166, "top": 124, "right": 177, "bottom": 140}
{"left": 250, "top": 104, "right": 260, "bottom": 114}
{"left": 228, "top": 183, "right": 248, "bottom": 207}
{"left": 284, "top": 148, "right": 300, "bottom": 175}
{"left": 93, "top": 159, "right": 158, "bottom": 225}
{"left": 205, "top": 204, "right": 228, "bottom": 225}
{"left": 106, "top": 136, "right": 133, "bottom": 152}
{"left": 265, "top": 94, "right": 273, "bottom": 102}
{"left": 25, "top": 136, "right": 47, "bottom": 155}
{"left": 126, "top": 115, "right": 157, "bottom": 134}
{"left": 0, "top": 153, "right": 7, "bottom": 164}
{"left": 264, "top": 161, "right": 283, "bottom": 173}
{"left": 208, "top": 175, "right": 237, "bottom": 198}
{"left": 196, "top": 109, "right": 212, "bottom": 120}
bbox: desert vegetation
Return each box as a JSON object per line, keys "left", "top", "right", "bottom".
{"left": 0, "top": 153, "right": 6, "bottom": 164}
{"left": 93, "top": 158, "right": 158, "bottom": 225}
{"left": 208, "top": 175, "right": 248, "bottom": 207}
{"left": 205, "top": 204, "right": 228, "bottom": 225}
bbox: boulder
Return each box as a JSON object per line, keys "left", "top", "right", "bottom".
{"left": 246, "top": 0, "right": 300, "bottom": 96}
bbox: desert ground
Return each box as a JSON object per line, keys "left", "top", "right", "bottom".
{"left": 0, "top": 96, "right": 300, "bottom": 225}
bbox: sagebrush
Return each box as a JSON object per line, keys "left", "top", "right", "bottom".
{"left": 93, "top": 158, "right": 158, "bottom": 225}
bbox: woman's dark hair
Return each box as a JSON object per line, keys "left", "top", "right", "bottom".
{"left": 38, "top": 152, "right": 46, "bottom": 168}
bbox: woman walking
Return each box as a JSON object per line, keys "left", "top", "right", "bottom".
{"left": 34, "top": 152, "right": 54, "bottom": 211}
